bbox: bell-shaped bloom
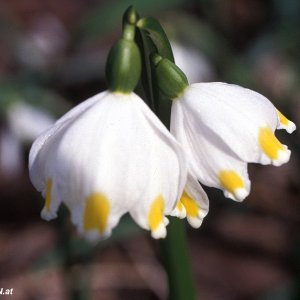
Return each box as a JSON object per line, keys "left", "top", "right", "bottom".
{"left": 29, "top": 91, "right": 188, "bottom": 240}
{"left": 0, "top": 102, "right": 55, "bottom": 180}
{"left": 171, "top": 82, "right": 296, "bottom": 202}
{"left": 171, "top": 42, "right": 215, "bottom": 83}
{"left": 7, "top": 101, "right": 55, "bottom": 143}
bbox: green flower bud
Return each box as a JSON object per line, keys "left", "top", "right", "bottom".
{"left": 105, "top": 25, "right": 141, "bottom": 94}
{"left": 105, "top": 7, "right": 141, "bottom": 94}
{"left": 123, "top": 6, "right": 138, "bottom": 26}
{"left": 152, "top": 53, "right": 189, "bottom": 99}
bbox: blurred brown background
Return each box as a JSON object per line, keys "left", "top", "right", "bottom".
{"left": 0, "top": 0, "right": 299, "bottom": 299}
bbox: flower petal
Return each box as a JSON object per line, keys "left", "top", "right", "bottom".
{"left": 171, "top": 199, "right": 187, "bottom": 219}
{"left": 171, "top": 98, "right": 251, "bottom": 201}
{"left": 127, "top": 94, "right": 187, "bottom": 238}
{"left": 276, "top": 110, "right": 296, "bottom": 133}
{"left": 83, "top": 193, "right": 110, "bottom": 238}
{"left": 29, "top": 91, "right": 108, "bottom": 191}
{"left": 40, "top": 177, "right": 62, "bottom": 221}
{"left": 179, "top": 82, "right": 291, "bottom": 166}
{"left": 180, "top": 174, "right": 209, "bottom": 228}
{"left": 218, "top": 170, "right": 250, "bottom": 201}
{"left": 258, "top": 126, "right": 290, "bottom": 166}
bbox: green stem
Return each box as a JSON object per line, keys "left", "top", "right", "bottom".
{"left": 57, "top": 207, "right": 91, "bottom": 300}
{"left": 160, "top": 219, "right": 197, "bottom": 300}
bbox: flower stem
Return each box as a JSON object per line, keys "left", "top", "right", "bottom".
{"left": 57, "top": 207, "right": 91, "bottom": 300}
{"left": 160, "top": 218, "right": 197, "bottom": 300}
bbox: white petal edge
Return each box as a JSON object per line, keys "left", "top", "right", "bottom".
{"left": 29, "top": 91, "right": 108, "bottom": 174}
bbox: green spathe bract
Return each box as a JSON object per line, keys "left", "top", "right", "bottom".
{"left": 137, "top": 17, "right": 174, "bottom": 62}
{"left": 152, "top": 54, "right": 189, "bottom": 99}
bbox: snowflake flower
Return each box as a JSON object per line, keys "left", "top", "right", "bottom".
{"left": 171, "top": 82, "right": 296, "bottom": 201}
{"left": 29, "top": 91, "right": 187, "bottom": 240}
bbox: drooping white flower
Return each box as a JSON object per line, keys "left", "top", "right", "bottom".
{"left": 0, "top": 127, "right": 23, "bottom": 179}
{"left": 171, "top": 42, "right": 215, "bottom": 83}
{"left": 171, "top": 82, "right": 296, "bottom": 202}
{"left": 0, "top": 102, "right": 55, "bottom": 180}
{"left": 29, "top": 91, "right": 188, "bottom": 240}
{"left": 7, "top": 102, "right": 55, "bottom": 142}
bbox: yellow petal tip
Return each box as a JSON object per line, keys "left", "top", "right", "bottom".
{"left": 148, "top": 195, "right": 165, "bottom": 235}
{"left": 219, "top": 170, "right": 247, "bottom": 201}
{"left": 259, "top": 126, "right": 290, "bottom": 165}
{"left": 45, "top": 178, "right": 53, "bottom": 212}
{"left": 41, "top": 178, "right": 58, "bottom": 220}
{"left": 84, "top": 193, "right": 110, "bottom": 235}
{"left": 178, "top": 191, "right": 205, "bottom": 228}
{"left": 273, "top": 149, "right": 291, "bottom": 166}
{"left": 41, "top": 208, "right": 57, "bottom": 221}
{"left": 277, "top": 110, "right": 296, "bottom": 133}
{"left": 187, "top": 216, "right": 203, "bottom": 228}
{"left": 151, "top": 222, "right": 167, "bottom": 239}
{"left": 180, "top": 191, "right": 199, "bottom": 218}
{"left": 170, "top": 200, "right": 187, "bottom": 219}
{"left": 233, "top": 187, "right": 249, "bottom": 201}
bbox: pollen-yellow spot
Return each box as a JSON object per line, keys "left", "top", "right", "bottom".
{"left": 84, "top": 193, "right": 110, "bottom": 234}
{"left": 277, "top": 110, "right": 289, "bottom": 126}
{"left": 175, "top": 200, "right": 185, "bottom": 212}
{"left": 180, "top": 191, "right": 199, "bottom": 217}
{"left": 148, "top": 195, "right": 165, "bottom": 232}
{"left": 218, "top": 170, "right": 244, "bottom": 195}
{"left": 259, "top": 127, "right": 284, "bottom": 160}
{"left": 45, "top": 178, "right": 53, "bottom": 212}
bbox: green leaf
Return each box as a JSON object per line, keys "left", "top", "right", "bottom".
{"left": 135, "top": 17, "right": 175, "bottom": 127}
{"left": 137, "top": 17, "right": 174, "bottom": 62}
{"left": 135, "top": 28, "right": 157, "bottom": 110}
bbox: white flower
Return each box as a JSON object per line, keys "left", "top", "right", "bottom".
{"left": 171, "top": 82, "right": 296, "bottom": 202}
{"left": 0, "top": 127, "right": 23, "bottom": 179}
{"left": 0, "top": 102, "right": 55, "bottom": 180}
{"left": 7, "top": 102, "right": 55, "bottom": 142}
{"left": 29, "top": 91, "right": 187, "bottom": 240}
{"left": 171, "top": 42, "right": 215, "bottom": 83}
